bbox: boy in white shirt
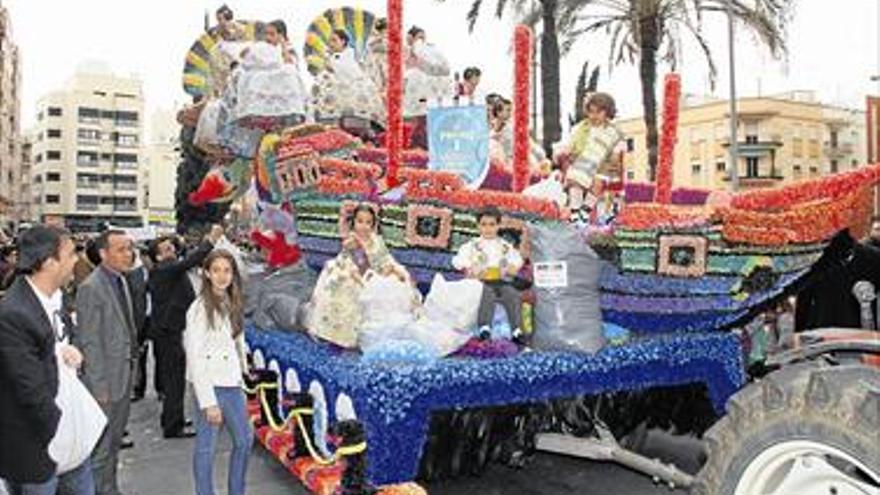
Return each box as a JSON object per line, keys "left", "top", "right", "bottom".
{"left": 452, "top": 207, "right": 525, "bottom": 341}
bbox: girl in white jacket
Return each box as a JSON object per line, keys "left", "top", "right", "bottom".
{"left": 184, "top": 249, "right": 251, "bottom": 495}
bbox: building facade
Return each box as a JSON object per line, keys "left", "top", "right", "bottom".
{"left": 144, "top": 108, "right": 179, "bottom": 227}
{"left": 0, "top": 3, "right": 21, "bottom": 228}
{"left": 17, "top": 134, "right": 30, "bottom": 222}
{"left": 618, "top": 91, "right": 869, "bottom": 191}
{"left": 30, "top": 66, "right": 145, "bottom": 231}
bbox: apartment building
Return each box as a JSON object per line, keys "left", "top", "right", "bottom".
{"left": 618, "top": 91, "right": 868, "bottom": 191}
{"left": 30, "top": 65, "right": 145, "bottom": 231}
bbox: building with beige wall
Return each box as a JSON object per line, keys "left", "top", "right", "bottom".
{"left": 144, "top": 108, "right": 179, "bottom": 227}
{"left": 618, "top": 91, "right": 868, "bottom": 191}
{"left": 0, "top": 3, "right": 21, "bottom": 227}
{"left": 30, "top": 64, "right": 145, "bottom": 231}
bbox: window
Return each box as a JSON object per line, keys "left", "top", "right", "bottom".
{"left": 100, "top": 153, "right": 112, "bottom": 161}
{"left": 852, "top": 159, "right": 859, "bottom": 168}
{"left": 809, "top": 166, "right": 818, "bottom": 175}
{"left": 47, "top": 107, "right": 62, "bottom": 117}
{"left": 113, "top": 133, "right": 138, "bottom": 147}
{"left": 77, "top": 173, "right": 99, "bottom": 188}
{"left": 77, "top": 151, "right": 99, "bottom": 166}
{"left": 830, "top": 160, "right": 838, "bottom": 174}
{"left": 744, "top": 120, "right": 759, "bottom": 143}
{"left": 626, "top": 171, "right": 635, "bottom": 180}
{"left": 114, "top": 93, "right": 136, "bottom": 99}
{"left": 45, "top": 194, "right": 60, "bottom": 204}
{"left": 33, "top": 174, "right": 42, "bottom": 184}
{"left": 47, "top": 129, "right": 62, "bottom": 139}
{"left": 46, "top": 172, "right": 61, "bottom": 182}
{"left": 746, "top": 157, "right": 759, "bottom": 178}
{"left": 114, "top": 111, "right": 138, "bottom": 127}
{"left": 76, "top": 195, "right": 99, "bottom": 211}
{"left": 46, "top": 151, "right": 61, "bottom": 161}
{"left": 114, "top": 175, "right": 137, "bottom": 190}
{"left": 716, "top": 162, "right": 726, "bottom": 172}
{"left": 37, "top": 111, "right": 44, "bottom": 121}
{"left": 113, "top": 153, "right": 138, "bottom": 167}
{"left": 78, "top": 107, "right": 100, "bottom": 123}
{"left": 793, "top": 164, "right": 802, "bottom": 175}
{"left": 93, "top": 91, "right": 107, "bottom": 97}
{"left": 691, "top": 164, "right": 702, "bottom": 175}
{"left": 101, "top": 110, "right": 115, "bottom": 119}
{"left": 830, "top": 130, "right": 839, "bottom": 148}
{"left": 77, "top": 128, "right": 101, "bottom": 142}
{"left": 626, "top": 138, "right": 635, "bottom": 152}
{"left": 34, "top": 154, "right": 43, "bottom": 164}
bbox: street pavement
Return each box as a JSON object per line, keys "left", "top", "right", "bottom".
{"left": 119, "top": 386, "right": 702, "bottom": 495}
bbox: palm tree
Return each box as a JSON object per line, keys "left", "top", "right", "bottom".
{"left": 573, "top": 0, "right": 793, "bottom": 180}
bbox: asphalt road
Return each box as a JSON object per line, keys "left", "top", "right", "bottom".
{"left": 118, "top": 386, "right": 702, "bottom": 495}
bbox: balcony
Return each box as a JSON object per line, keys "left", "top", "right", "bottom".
{"left": 823, "top": 141, "right": 855, "bottom": 158}
{"left": 721, "top": 139, "right": 784, "bottom": 157}
{"left": 722, "top": 174, "right": 785, "bottom": 188}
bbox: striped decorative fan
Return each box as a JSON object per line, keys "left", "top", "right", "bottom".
{"left": 303, "top": 7, "right": 377, "bottom": 75}
{"left": 182, "top": 21, "right": 266, "bottom": 99}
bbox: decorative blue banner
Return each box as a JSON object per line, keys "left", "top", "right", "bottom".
{"left": 427, "top": 105, "right": 490, "bottom": 189}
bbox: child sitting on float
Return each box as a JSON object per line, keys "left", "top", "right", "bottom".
{"left": 305, "top": 204, "right": 412, "bottom": 348}
{"left": 231, "top": 19, "right": 310, "bottom": 129}
{"left": 553, "top": 92, "right": 625, "bottom": 223}
{"left": 452, "top": 207, "right": 525, "bottom": 342}
{"left": 488, "top": 96, "right": 552, "bottom": 180}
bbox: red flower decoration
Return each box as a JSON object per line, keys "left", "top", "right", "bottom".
{"left": 251, "top": 230, "right": 302, "bottom": 268}
{"left": 654, "top": 73, "right": 681, "bottom": 204}
{"left": 512, "top": 25, "right": 532, "bottom": 193}
{"left": 386, "top": 0, "right": 404, "bottom": 188}
{"left": 188, "top": 171, "right": 229, "bottom": 205}
{"left": 731, "top": 163, "right": 880, "bottom": 210}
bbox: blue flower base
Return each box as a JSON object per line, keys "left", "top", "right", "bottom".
{"left": 246, "top": 326, "right": 745, "bottom": 485}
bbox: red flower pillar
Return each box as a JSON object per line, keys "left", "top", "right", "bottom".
{"left": 512, "top": 25, "right": 532, "bottom": 194}
{"left": 654, "top": 73, "right": 681, "bottom": 204}
{"left": 386, "top": 0, "right": 404, "bottom": 188}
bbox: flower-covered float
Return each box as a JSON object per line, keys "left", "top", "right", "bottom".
{"left": 179, "top": 2, "right": 880, "bottom": 492}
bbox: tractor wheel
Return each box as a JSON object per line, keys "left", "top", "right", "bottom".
{"left": 693, "top": 363, "right": 880, "bottom": 494}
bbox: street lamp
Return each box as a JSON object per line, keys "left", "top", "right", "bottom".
{"left": 726, "top": 0, "right": 739, "bottom": 191}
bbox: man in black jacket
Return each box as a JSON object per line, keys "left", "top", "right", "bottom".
{"left": 0, "top": 225, "right": 92, "bottom": 494}
{"left": 148, "top": 225, "right": 222, "bottom": 438}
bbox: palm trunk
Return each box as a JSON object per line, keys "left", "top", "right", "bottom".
{"left": 638, "top": 14, "right": 660, "bottom": 181}
{"left": 540, "top": 0, "right": 561, "bottom": 155}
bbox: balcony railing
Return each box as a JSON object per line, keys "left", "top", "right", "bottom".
{"left": 823, "top": 141, "right": 855, "bottom": 157}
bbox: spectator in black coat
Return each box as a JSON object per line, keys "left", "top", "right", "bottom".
{"left": 147, "top": 225, "right": 223, "bottom": 438}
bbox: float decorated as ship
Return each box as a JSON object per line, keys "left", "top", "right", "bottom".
{"left": 178, "top": 2, "right": 880, "bottom": 494}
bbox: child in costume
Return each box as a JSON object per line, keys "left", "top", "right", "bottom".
{"left": 305, "top": 204, "right": 411, "bottom": 348}
{"left": 232, "top": 20, "right": 309, "bottom": 129}
{"left": 554, "top": 92, "right": 624, "bottom": 223}
{"left": 452, "top": 207, "right": 525, "bottom": 341}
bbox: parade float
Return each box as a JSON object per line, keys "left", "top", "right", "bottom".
{"left": 179, "top": 3, "right": 880, "bottom": 494}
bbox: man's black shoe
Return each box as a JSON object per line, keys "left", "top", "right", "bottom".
{"left": 163, "top": 428, "right": 196, "bottom": 439}
{"left": 184, "top": 419, "right": 193, "bottom": 428}
{"left": 120, "top": 439, "right": 134, "bottom": 450}
{"left": 131, "top": 394, "right": 144, "bottom": 403}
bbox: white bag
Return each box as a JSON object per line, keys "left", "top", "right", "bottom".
{"left": 48, "top": 346, "right": 107, "bottom": 474}
{"left": 422, "top": 274, "right": 484, "bottom": 331}
{"left": 523, "top": 171, "right": 567, "bottom": 208}
{"left": 358, "top": 272, "right": 420, "bottom": 350}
